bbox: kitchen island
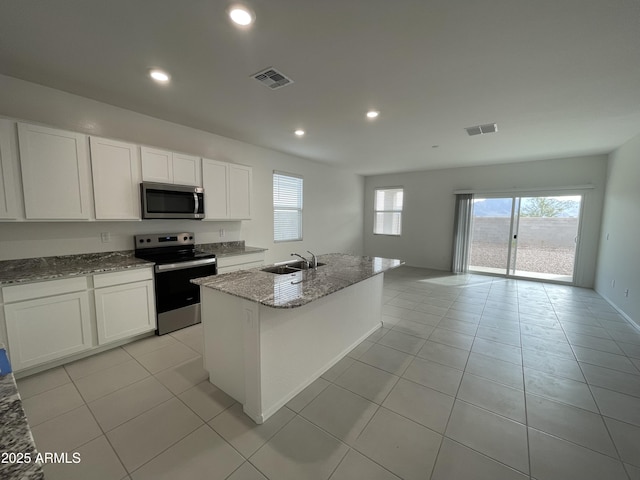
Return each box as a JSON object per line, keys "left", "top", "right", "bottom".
{"left": 192, "top": 254, "right": 402, "bottom": 423}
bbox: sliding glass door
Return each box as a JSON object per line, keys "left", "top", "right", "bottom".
{"left": 468, "top": 194, "right": 582, "bottom": 283}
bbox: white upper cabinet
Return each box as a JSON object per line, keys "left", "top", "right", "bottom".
{"left": 202, "top": 158, "right": 229, "bottom": 219}
{"left": 202, "top": 159, "right": 252, "bottom": 220}
{"left": 172, "top": 152, "right": 201, "bottom": 186}
{"left": 0, "top": 119, "right": 21, "bottom": 220}
{"left": 18, "top": 122, "right": 92, "bottom": 220}
{"left": 141, "top": 146, "right": 201, "bottom": 186}
{"left": 229, "top": 164, "right": 252, "bottom": 219}
{"left": 90, "top": 136, "right": 141, "bottom": 220}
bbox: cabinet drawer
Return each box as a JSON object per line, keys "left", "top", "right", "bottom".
{"left": 3, "top": 276, "right": 88, "bottom": 303}
{"left": 94, "top": 268, "right": 153, "bottom": 288}
{"left": 217, "top": 252, "right": 265, "bottom": 269}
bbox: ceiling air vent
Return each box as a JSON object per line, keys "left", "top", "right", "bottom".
{"left": 252, "top": 67, "right": 294, "bottom": 90}
{"left": 465, "top": 123, "right": 498, "bottom": 136}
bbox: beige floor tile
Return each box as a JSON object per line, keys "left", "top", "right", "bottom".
{"left": 250, "top": 416, "right": 349, "bottom": 480}
{"left": 347, "top": 339, "right": 374, "bottom": 359}
{"left": 354, "top": 407, "right": 442, "bottom": 480}
{"left": 378, "top": 330, "right": 426, "bottom": 354}
{"left": 88, "top": 376, "right": 173, "bottom": 431}
{"left": 627, "top": 463, "right": 640, "bottom": 480}
{"left": 526, "top": 394, "right": 617, "bottom": 457}
{"left": 300, "top": 384, "right": 379, "bottom": 444}
{"left": 431, "top": 438, "right": 528, "bottom": 480}
{"left": 209, "top": 403, "right": 295, "bottom": 458}
{"left": 457, "top": 373, "right": 525, "bottom": 423}
{"left": 445, "top": 400, "right": 529, "bottom": 474}
{"left": 358, "top": 344, "right": 413, "bottom": 375}
{"left": 122, "top": 334, "right": 177, "bottom": 359}
{"left": 130, "top": 425, "right": 243, "bottom": 480}
{"left": 524, "top": 368, "right": 598, "bottom": 412}
{"left": 107, "top": 397, "right": 202, "bottom": 472}
{"left": 522, "top": 348, "right": 585, "bottom": 382}
{"left": 580, "top": 363, "right": 640, "bottom": 397}
{"left": 521, "top": 334, "right": 574, "bottom": 359}
{"left": 428, "top": 327, "right": 474, "bottom": 351}
{"left": 472, "top": 338, "right": 522, "bottom": 366}
{"left": 417, "top": 341, "right": 469, "bottom": 369}
{"left": 74, "top": 359, "right": 150, "bottom": 403}
{"left": 320, "top": 356, "right": 355, "bottom": 382}
{"left": 573, "top": 346, "right": 640, "bottom": 374}
{"left": 528, "top": 427, "right": 628, "bottom": 480}
{"left": 476, "top": 325, "right": 521, "bottom": 347}
{"left": 382, "top": 378, "right": 454, "bottom": 433}
{"left": 286, "top": 377, "right": 330, "bottom": 412}
{"left": 604, "top": 417, "right": 640, "bottom": 467}
{"left": 565, "top": 331, "right": 625, "bottom": 355}
{"left": 42, "top": 435, "right": 126, "bottom": 480}
{"left": 153, "top": 356, "right": 208, "bottom": 394}
{"left": 334, "top": 360, "right": 399, "bottom": 403}
{"left": 226, "top": 462, "right": 268, "bottom": 480}
{"left": 64, "top": 347, "right": 133, "bottom": 380}
{"left": 31, "top": 405, "right": 101, "bottom": 453}
{"left": 16, "top": 366, "right": 71, "bottom": 399}
{"left": 21, "top": 382, "right": 84, "bottom": 426}
{"left": 135, "top": 342, "right": 200, "bottom": 375}
{"left": 391, "top": 319, "right": 435, "bottom": 338}
{"left": 465, "top": 352, "right": 524, "bottom": 389}
{"left": 402, "top": 357, "right": 463, "bottom": 396}
{"left": 178, "top": 380, "right": 235, "bottom": 421}
{"left": 329, "top": 449, "right": 400, "bottom": 480}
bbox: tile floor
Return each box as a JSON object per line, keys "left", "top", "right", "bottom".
{"left": 15, "top": 266, "right": 640, "bottom": 480}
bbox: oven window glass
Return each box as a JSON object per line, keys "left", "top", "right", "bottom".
{"left": 154, "top": 263, "right": 216, "bottom": 314}
{"left": 147, "top": 189, "right": 195, "bottom": 214}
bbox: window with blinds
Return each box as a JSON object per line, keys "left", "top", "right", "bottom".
{"left": 374, "top": 187, "right": 403, "bottom": 235}
{"left": 273, "top": 172, "right": 303, "bottom": 242}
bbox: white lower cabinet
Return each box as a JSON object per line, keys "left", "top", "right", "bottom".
{"left": 94, "top": 269, "right": 155, "bottom": 345}
{"left": 4, "top": 278, "right": 92, "bottom": 371}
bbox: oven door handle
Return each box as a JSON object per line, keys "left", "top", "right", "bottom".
{"left": 155, "top": 257, "right": 217, "bottom": 272}
{"left": 194, "top": 193, "right": 199, "bottom": 215}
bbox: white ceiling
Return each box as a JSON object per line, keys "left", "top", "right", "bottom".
{"left": 1, "top": 0, "right": 639, "bottom": 175}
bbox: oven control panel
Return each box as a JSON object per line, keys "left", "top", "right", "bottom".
{"left": 135, "top": 232, "right": 195, "bottom": 249}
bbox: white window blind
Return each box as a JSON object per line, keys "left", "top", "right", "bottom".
{"left": 374, "top": 187, "right": 403, "bottom": 235}
{"left": 274, "top": 172, "right": 303, "bottom": 242}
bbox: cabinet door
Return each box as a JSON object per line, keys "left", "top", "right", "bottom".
{"left": 90, "top": 137, "right": 141, "bottom": 220}
{"left": 18, "top": 122, "right": 91, "bottom": 220}
{"left": 202, "top": 158, "right": 229, "bottom": 219}
{"left": 4, "top": 291, "right": 92, "bottom": 371}
{"left": 94, "top": 280, "right": 156, "bottom": 345}
{"left": 172, "top": 153, "right": 201, "bottom": 186}
{"left": 229, "top": 164, "right": 252, "bottom": 219}
{"left": 0, "top": 119, "right": 20, "bottom": 220}
{"left": 141, "top": 146, "right": 173, "bottom": 183}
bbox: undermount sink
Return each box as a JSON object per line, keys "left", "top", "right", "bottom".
{"left": 261, "top": 261, "right": 326, "bottom": 275}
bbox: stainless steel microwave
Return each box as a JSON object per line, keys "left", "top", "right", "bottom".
{"left": 141, "top": 182, "right": 205, "bottom": 219}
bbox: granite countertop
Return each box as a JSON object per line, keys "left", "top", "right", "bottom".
{"left": 196, "top": 241, "right": 267, "bottom": 258}
{"left": 192, "top": 253, "right": 403, "bottom": 308}
{"left": 0, "top": 347, "right": 44, "bottom": 480}
{"left": 0, "top": 251, "right": 154, "bottom": 286}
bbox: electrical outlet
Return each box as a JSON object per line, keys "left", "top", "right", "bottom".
{"left": 611, "top": 279, "right": 615, "bottom": 288}
{"left": 100, "top": 232, "right": 111, "bottom": 243}
{"left": 606, "top": 233, "right": 610, "bottom": 240}
{"left": 219, "top": 228, "right": 225, "bottom": 238}
{"left": 625, "top": 289, "right": 629, "bottom": 297}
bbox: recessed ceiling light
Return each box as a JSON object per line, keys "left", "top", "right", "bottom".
{"left": 366, "top": 110, "right": 380, "bottom": 119}
{"left": 149, "top": 69, "right": 170, "bottom": 83}
{"left": 294, "top": 129, "right": 305, "bottom": 137}
{"left": 228, "top": 5, "right": 255, "bottom": 26}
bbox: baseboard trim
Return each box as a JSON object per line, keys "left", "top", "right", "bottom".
{"left": 594, "top": 289, "right": 639, "bottom": 332}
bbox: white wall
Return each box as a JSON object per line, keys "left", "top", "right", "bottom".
{"left": 595, "top": 133, "right": 640, "bottom": 324}
{"left": 364, "top": 156, "right": 608, "bottom": 288}
{"left": 0, "top": 74, "right": 364, "bottom": 262}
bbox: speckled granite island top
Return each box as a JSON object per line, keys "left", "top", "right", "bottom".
{"left": 0, "top": 251, "right": 154, "bottom": 286}
{"left": 0, "top": 347, "right": 44, "bottom": 480}
{"left": 196, "top": 241, "right": 267, "bottom": 257}
{"left": 192, "top": 254, "right": 403, "bottom": 308}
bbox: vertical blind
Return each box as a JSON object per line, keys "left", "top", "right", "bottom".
{"left": 451, "top": 193, "right": 473, "bottom": 273}
{"left": 374, "top": 187, "right": 403, "bottom": 235}
{"left": 273, "top": 171, "right": 303, "bottom": 242}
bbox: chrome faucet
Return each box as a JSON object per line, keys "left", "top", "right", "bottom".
{"left": 291, "top": 251, "right": 318, "bottom": 270}
{"left": 307, "top": 251, "right": 318, "bottom": 269}
{"left": 291, "top": 253, "right": 310, "bottom": 269}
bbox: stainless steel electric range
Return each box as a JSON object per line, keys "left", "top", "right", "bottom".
{"left": 134, "top": 232, "right": 217, "bottom": 335}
